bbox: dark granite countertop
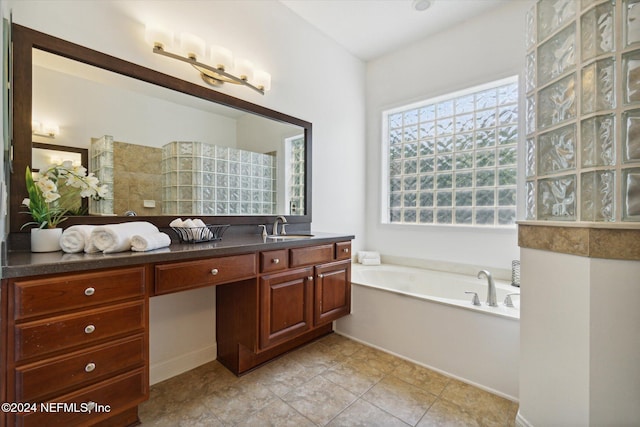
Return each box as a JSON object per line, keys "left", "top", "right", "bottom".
{"left": 2, "top": 232, "right": 355, "bottom": 279}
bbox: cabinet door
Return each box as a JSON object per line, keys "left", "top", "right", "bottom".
{"left": 314, "top": 260, "right": 351, "bottom": 326}
{"left": 259, "top": 267, "right": 313, "bottom": 350}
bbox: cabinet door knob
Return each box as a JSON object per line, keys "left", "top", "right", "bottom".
{"left": 318, "top": 274, "right": 324, "bottom": 279}
{"left": 85, "top": 362, "right": 96, "bottom": 373}
{"left": 343, "top": 248, "right": 349, "bottom": 253}
{"left": 84, "top": 287, "right": 95, "bottom": 296}
{"left": 211, "top": 268, "right": 219, "bottom": 275}
{"left": 272, "top": 258, "right": 280, "bottom": 264}
{"left": 84, "top": 324, "right": 96, "bottom": 334}
{"left": 307, "top": 276, "right": 313, "bottom": 281}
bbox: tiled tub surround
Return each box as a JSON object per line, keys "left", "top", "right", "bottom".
{"left": 337, "top": 262, "right": 520, "bottom": 400}
{"left": 525, "top": 0, "right": 640, "bottom": 223}
{"left": 139, "top": 334, "right": 519, "bottom": 426}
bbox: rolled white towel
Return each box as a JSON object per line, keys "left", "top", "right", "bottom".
{"left": 357, "top": 251, "right": 381, "bottom": 264}
{"left": 169, "top": 218, "right": 184, "bottom": 227}
{"left": 361, "top": 258, "right": 381, "bottom": 266}
{"left": 192, "top": 218, "right": 213, "bottom": 239}
{"left": 91, "top": 221, "right": 159, "bottom": 253}
{"left": 131, "top": 232, "right": 172, "bottom": 252}
{"left": 182, "top": 218, "right": 196, "bottom": 240}
{"left": 59, "top": 225, "right": 99, "bottom": 253}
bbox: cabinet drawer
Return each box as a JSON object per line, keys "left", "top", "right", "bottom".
{"left": 289, "top": 244, "right": 333, "bottom": 268}
{"left": 155, "top": 253, "right": 257, "bottom": 295}
{"left": 17, "top": 368, "right": 147, "bottom": 427}
{"left": 260, "top": 249, "right": 288, "bottom": 273}
{"left": 335, "top": 242, "right": 352, "bottom": 260}
{"left": 15, "top": 334, "right": 146, "bottom": 402}
{"left": 13, "top": 267, "right": 146, "bottom": 321}
{"left": 14, "top": 301, "right": 146, "bottom": 362}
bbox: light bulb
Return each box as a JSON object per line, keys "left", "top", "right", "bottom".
{"left": 210, "top": 45, "right": 233, "bottom": 71}
{"left": 254, "top": 70, "right": 271, "bottom": 91}
{"left": 179, "top": 33, "right": 206, "bottom": 60}
{"left": 145, "top": 24, "right": 174, "bottom": 50}
{"left": 234, "top": 58, "right": 255, "bottom": 81}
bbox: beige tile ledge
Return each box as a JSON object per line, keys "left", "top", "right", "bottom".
{"left": 518, "top": 223, "right": 640, "bottom": 260}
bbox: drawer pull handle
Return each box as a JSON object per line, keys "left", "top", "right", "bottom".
{"left": 85, "top": 362, "right": 96, "bottom": 373}
{"left": 272, "top": 258, "right": 280, "bottom": 264}
{"left": 84, "top": 287, "right": 95, "bottom": 296}
{"left": 318, "top": 274, "right": 324, "bottom": 279}
{"left": 211, "top": 268, "right": 219, "bottom": 276}
{"left": 307, "top": 276, "right": 313, "bottom": 281}
{"left": 84, "top": 324, "right": 96, "bottom": 334}
{"left": 343, "top": 248, "right": 349, "bottom": 253}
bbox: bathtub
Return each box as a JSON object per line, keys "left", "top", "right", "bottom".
{"left": 336, "top": 262, "right": 520, "bottom": 400}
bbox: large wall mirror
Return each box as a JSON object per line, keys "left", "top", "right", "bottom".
{"left": 10, "top": 24, "right": 312, "bottom": 234}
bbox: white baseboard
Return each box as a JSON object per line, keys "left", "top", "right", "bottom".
{"left": 515, "top": 410, "right": 533, "bottom": 427}
{"left": 149, "top": 344, "right": 217, "bottom": 385}
{"left": 334, "top": 331, "right": 518, "bottom": 402}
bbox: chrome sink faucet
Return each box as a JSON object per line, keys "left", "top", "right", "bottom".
{"left": 272, "top": 215, "right": 288, "bottom": 236}
{"left": 477, "top": 270, "right": 498, "bottom": 307}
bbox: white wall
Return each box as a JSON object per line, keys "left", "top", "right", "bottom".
{"left": 589, "top": 257, "right": 640, "bottom": 426}
{"left": 519, "top": 248, "right": 591, "bottom": 426}
{"left": 33, "top": 65, "right": 238, "bottom": 150}
{"left": 7, "top": 0, "right": 366, "bottom": 381}
{"left": 364, "top": 1, "right": 534, "bottom": 271}
{"left": 519, "top": 249, "right": 640, "bottom": 426}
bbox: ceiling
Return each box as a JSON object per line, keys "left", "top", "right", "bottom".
{"left": 279, "top": 0, "right": 512, "bottom": 61}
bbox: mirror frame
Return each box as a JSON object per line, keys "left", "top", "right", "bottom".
{"left": 9, "top": 23, "right": 312, "bottom": 234}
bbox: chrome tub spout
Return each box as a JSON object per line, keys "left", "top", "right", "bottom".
{"left": 477, "top": 270, "right": 497, "bottom": 307}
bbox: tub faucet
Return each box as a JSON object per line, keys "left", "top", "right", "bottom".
{"left": 477, "top": 270, "right": 498, "bottom": 307}
{"left": 504, "top": 293, "right": 520, "bottom": 308}
{"left": 272, "top": 215, "right": 287, "bottom": 236}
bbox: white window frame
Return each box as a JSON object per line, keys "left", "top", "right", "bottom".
{"left": 381, "top": 76, "right": 519, "bottom": 227}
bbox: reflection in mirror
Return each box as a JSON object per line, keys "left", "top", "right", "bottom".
{"left": 32, "top": 49, "right": 305, "bottom": 217}
{"left": 31, "top": 142, "right": 89, "bottom": 214}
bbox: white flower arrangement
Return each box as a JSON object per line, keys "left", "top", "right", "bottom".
{"left": 22, "top": 161, "right": 108, "bottom": 229}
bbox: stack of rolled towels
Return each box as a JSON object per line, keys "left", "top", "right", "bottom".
{"left": 357, "top": 251, "right": 381, "bottom": 265}
{"left": 169, "top": 218, "right": 213, "bottom": 241}
{"left": 59, "top": 221, "right": 172, "bottom": 254}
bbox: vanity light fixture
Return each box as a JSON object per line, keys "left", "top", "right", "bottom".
{"left": 144, "top": 25, "right": 271, "bottom": 95}
{"left": 32, "top": 120, "right": 59, "bottom": 138}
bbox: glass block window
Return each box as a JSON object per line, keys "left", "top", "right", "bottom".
{"left": 383, "top": 77, "right": 519, "bottom": 226}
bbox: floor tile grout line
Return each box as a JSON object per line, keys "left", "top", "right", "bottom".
{"left": 140, "top": 336, "right": 517, "bottom": 426}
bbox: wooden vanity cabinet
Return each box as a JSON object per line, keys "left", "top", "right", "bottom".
{"left": 4, "top": 266, "right": 149, "bottom": 427}
{"left": 217, "top": 240, "right": 352, "bottom": 375}
{"left": 1, "top": 237, "right": 352, "bottom": 425}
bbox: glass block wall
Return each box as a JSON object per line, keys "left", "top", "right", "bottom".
{"left": 287, "top": 136, "right": 305, "bottom": 215}
{"left": 526, "top": 0, "right": 640, "bottom": 222}
{"left": 162, "top": 141, "right": 276, "bottom": 216}
{"left": 89, "top": 135, "right": 114, "bottom": 215}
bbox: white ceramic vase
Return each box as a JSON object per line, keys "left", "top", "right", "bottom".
{"left": 30, "top": 228, "right": 63, "bottom": 252}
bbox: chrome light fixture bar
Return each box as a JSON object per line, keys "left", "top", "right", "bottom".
{"left": 145, "top": 25, "right": 271, "bottom": 95}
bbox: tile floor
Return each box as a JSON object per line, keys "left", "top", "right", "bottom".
{"left": 139, "top": 333, "right": 518, "bottom": 426}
